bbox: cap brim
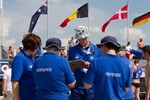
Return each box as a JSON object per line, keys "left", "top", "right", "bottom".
{"left": 115, "top": 43, "right": 121, "bottom": 48}
{"left": 96, "top": 44, "right": 101, "bottom": 48}
{"left": 43, "top": 44, "right": 65, "bottom": 50}
{"left": 96, "top": 41, "right": 109, "bottom": 48}
{"left": 58, "top": 46, "right": 65, "bottom": 50}
{"left": 97, "top": 41, "right": 121, "bottom": 48}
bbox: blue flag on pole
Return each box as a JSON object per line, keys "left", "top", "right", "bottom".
{"left": 28, "top": 1, "right": 48, "bottom": 33}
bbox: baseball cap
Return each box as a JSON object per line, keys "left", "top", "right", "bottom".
{"left": 9, "top": 46, "right": 12, "bottom": 48}
{"left": 37, "top": 44, "right": 42, "bottom": 55}
{"left": 97, "top": 36, "right": 121, "bottom": 48}
{"left": 43, "top": 38, "right": 65, "bottom": 50}
{"left": 75, "top": 25, "right": 89, "bottom": 39}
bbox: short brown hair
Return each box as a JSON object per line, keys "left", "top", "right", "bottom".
{"left": 142, "top": 45, "right": 150, "bottom": 55}
{"left": 134, "top": 59, "right": 139, "bottom": 65}
{"left": 104, "top": 42, "right": 120, "bottom": 52}
{"left": 22, "top": 34, "right": 41, "bottom": 51}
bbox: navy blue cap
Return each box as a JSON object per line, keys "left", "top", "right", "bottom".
{"left": 97, "top": 36, "right": 121, "bottom": 48}
{"left": 37, "top": 45, "right": 42, "bottom": 55}
{"left": 43, "top": 38, "right": 65, "bottom": 50}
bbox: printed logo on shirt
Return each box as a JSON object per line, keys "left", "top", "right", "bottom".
{"left": 82, "top": 48, "right": 91, "bottom": 55}
{"left": 75, "top": 56, "right": 79, "bottom": 59}
{"left": 36, "top": 68, "right": 52, "bottom": 72}
{"left": 29, "top": 65, "right": 33, "bottom": 68}
{"left": 90, "top": 56, "right": 94, "bottom": 60}
{"left": 105, "top": 72, "right": 121, "bottom": 77}
{"left": 83, "top": 68, "right": 88, "bottom": 73}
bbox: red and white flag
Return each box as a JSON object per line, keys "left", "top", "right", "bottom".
{"left": 102, "top": 4, "right": 128, "bottom": 32}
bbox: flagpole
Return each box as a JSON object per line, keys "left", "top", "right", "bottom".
{"left": 127, "top": 0, "right": 129, "bottom": 42}
{"left": 47, "top": 0, "right": 48, "bottom": 39}
{"left": 88, "top": 0, "right": 89, "bottom": 34}
{"left": 0, "top": 0, "right": 3, "bottom": 59}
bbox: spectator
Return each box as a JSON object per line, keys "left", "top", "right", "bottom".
{"left": 11, "top": 33, "right": 41, "bottom": 100}
{"left": 117, "top": 49, "right": 135, "bottom": 100}
{"left": 83, "top": 36, "right": 132, "bottom": 100}
{"left": 67, "top": 37, "right": 76, "bottom": 50}
{"left": 16, "top": 45, "right": 23, "bottom": 54}
{"left": 141, "top": 45, "right": 150, "bottom": 100}
{"left": 7, "top": 46, "right": 14, "bottom": 59}
{"left": 60, "top": 49, "right": 67, "bottom": 59}
{"left": 137, "top": 38, "right": 144, "bottom": 49}
{"left": 125, "top": 41, "right": 132, "bottom": 60}
{"left": 131, "top": 59, "right": 143, "bottom": 100}
{"left": 32, "top": 37, "right": 76, "bottom": 100}
{"left": 2, "top": 59, "right": 13, "bottom": 100}
{"left": 68, "top": 25, "right": 102, "bottom": 100}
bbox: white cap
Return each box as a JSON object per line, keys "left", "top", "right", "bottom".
{"left": 75, "top": 25, "right": 89, "bottom": 39}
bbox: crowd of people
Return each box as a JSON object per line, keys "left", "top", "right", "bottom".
{"left": 7, "top": 45, "right": 23, "bottom": 59}
{"left": 1, "top": 25, "right": 150, "bottom": 100}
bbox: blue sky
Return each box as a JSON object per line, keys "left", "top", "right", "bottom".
{"left": 0, "top": 0, "right": 150, "bottom": 50}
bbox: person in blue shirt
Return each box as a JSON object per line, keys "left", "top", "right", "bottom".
{"left": 68, "top": 25, "right": 102, "bottom": 100}
{"left": 117, "top": 50, "right": 135, "bottom": 100}
{"left": 32, "top": 37, "right": 76, "bottom": 100}
{"left": 125, "top": 88, "right": 135, "bottom": 100}
{"left": 130, "top": 49, "right": 143, "bottom": 59}
{"left": 83, "top": 36, "right": 132, "bottom": 100}
{"left": 11, "top": 34, "right": 41, "bottom": 100}
{"left": 132, "top": 59, "right": 143, "bottom": 100}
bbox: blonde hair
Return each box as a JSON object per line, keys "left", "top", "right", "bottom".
{"left": 117, "top": 49, "right": 125, "bottom": 56}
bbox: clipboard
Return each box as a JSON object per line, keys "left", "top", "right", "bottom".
{"left": 69, "top": 60, "right": 85, "bottom": 68}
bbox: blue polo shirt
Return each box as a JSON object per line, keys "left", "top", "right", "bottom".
{"left": 83, "top": 54, "right": 132, "bottom": 100}
{"left": 119, "top": 56, "right": 135, "bottom": 100}
{"left": 32, "top": 52, "right": 75, "bottom": 100}
{"left": 68, "top": 42, "right": 102, "bottom": 88}
{"left": 125, "top": 88, "right": 135, "bottom": 100}
{"left": 11, "top": 49, "right": 36, "bottom": 100}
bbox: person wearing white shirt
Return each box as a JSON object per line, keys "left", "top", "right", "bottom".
{"left": 2, "top": 60, "right": 13, "bottom": 100}
{"left": 125, "top": 41, "right": 132, "bottom": 60}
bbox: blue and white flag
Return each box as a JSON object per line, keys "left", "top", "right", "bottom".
{"left": 28, "top": 1, "right": 48, "bottom": 33}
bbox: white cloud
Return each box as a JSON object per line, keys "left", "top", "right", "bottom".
{"left": 89, "top": 26, "right": 101, "bottom": 33}
{"left": 2, "top": 17, "right": 12, "bottom": 37}
{"left": 118, "top": 27, "right": 146, "bottom": 48}
{"left": 61, "top": 37, "right": 70, "bottom": 49}
{"left": 48, "top": 0, "right": 64, "bottom": 4}
{"left": 129, "top": 28, "right": 145, "bottom": 39}
{"left": 119, "top": 27, "right": 145, "bottom": 41}
{"left": 0, "top": 17, "right": 16, "bottom": 48}
{"left": 2, "top": 38, "right": 16, "bottom": 49}
{"left": 55, "top": 29, "right": 65, "bottom": 34}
